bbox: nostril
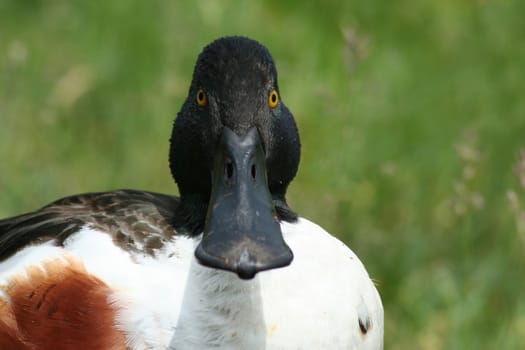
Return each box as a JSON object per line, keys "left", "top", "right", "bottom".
{"left": 251, "top": 164, "right": 256, "bottom": 179}
{"left": 225, "top": 161, "right": 234, "bottom": 180}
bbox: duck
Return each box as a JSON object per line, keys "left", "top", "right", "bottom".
{"left": 0, "top": 36, "right": 384, "bottom": 350}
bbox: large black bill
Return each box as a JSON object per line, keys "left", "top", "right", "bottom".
{"left": 195, "top": 127, "right": 293, "bottom": 279}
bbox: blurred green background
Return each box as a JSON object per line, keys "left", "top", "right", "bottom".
{"left": 1, "top": 0, "right": 525, "bottom": 348}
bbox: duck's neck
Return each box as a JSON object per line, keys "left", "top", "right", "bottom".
{"left": 170, "top": 259, "right": 267, "bottom": 349}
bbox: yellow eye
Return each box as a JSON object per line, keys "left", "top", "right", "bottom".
{"left": 196, "top": 89, "right": 207, "bottom": 107}
{"left": 268, "top": 89, "right": 279, "bottom": 109}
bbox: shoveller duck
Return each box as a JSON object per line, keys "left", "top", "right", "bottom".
{"left": 0, "top": 36, "right": 384, "bottom": 349}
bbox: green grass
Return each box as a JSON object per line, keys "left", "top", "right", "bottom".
{"left": 1, "top": 0, "right": 525, "bottom": 348}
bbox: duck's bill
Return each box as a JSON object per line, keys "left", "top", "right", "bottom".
{"left": 195, "top": 127, "right": 293, "bottom": 279}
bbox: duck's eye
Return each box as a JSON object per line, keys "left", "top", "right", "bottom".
{"left": 268, "top": 89, "right": 279, "bottom": 109}
{"left": 196, "top": 89, "right": 207, "bottom": 107}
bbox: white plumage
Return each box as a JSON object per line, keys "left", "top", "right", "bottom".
{"left": 0, "top": 218, "right": 383, "bottom": 349}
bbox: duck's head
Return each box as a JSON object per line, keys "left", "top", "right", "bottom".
{"left": 169, "top": 37, "right": 300, "bottom": 279}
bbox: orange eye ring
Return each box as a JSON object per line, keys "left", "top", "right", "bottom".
{"left": 196, "top": 89, "right": 207, "bottom": 107}
{"left": 268, "top": 89, "right": 279, "bottom": 109}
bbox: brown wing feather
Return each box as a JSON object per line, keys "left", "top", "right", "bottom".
{"left": 0, "top": 190, "right": 180, "bottom": 261}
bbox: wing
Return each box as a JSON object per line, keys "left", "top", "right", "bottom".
{"left": 0, "top": 190, "right": 180, "bottom": 261}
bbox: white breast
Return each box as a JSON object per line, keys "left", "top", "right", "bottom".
{"left": 260, "top": 218, "right": 383, "bottom": 349}
{"left": 171, "top": 218, "right": 384, "bottom": 350}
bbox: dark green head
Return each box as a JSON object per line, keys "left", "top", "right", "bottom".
{"left": 169, "top": 37, "right": 300, "bottom": 278}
